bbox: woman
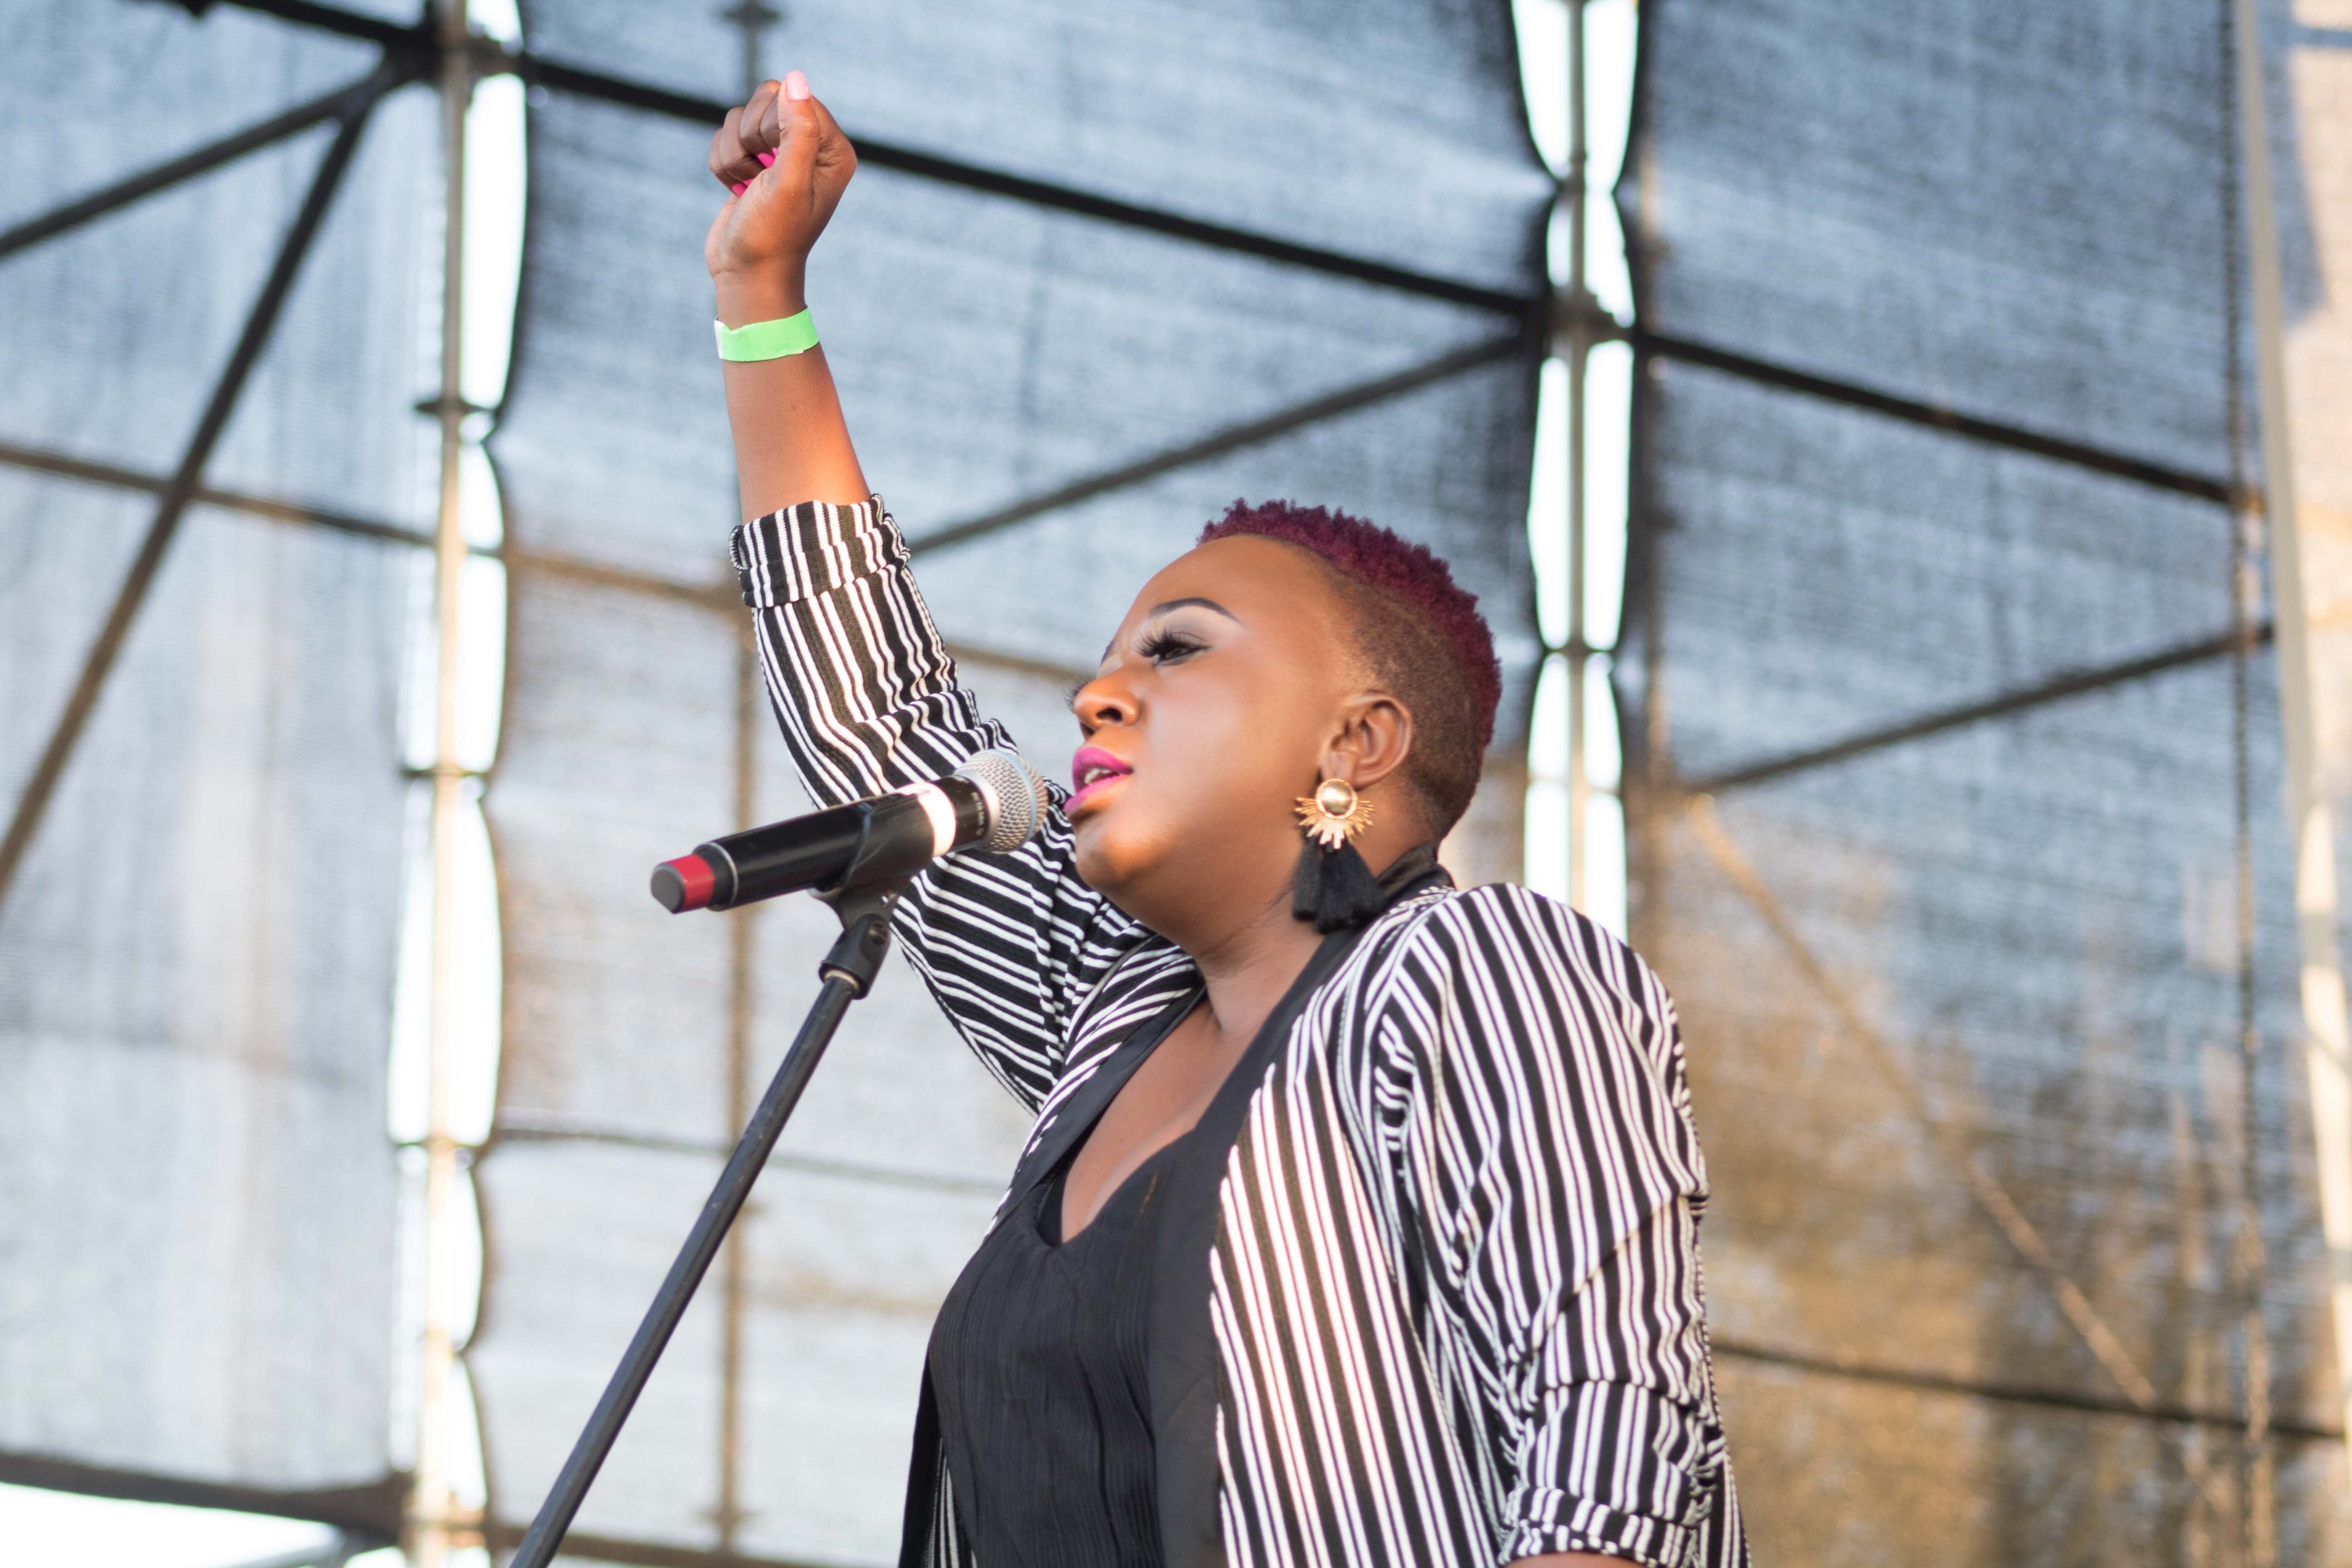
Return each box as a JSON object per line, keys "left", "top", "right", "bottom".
{"left": 703, "top": 72, "right": 1745, "bottom": 1568}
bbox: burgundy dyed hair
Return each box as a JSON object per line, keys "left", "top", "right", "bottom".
{"left": 1199, "top": 499, "right": 1502, "bottom": 832}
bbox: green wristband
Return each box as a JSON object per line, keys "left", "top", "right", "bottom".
{"left": 714, "top": 309, "right": 818, "bottom": 362}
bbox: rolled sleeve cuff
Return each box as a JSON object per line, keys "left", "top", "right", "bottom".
{"left": 729, "top": 494, "right": 904, "bottom": 608}
{"left": 1503, "top": 1494, "right": 1694, "bottom": 1568}
{"left": 1504, "top": 1376, "right": 1723, "bottom": 1568}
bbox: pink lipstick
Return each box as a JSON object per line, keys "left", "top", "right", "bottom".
{"left": 1068, "top": 745, "right": 1132, "bottom": 814}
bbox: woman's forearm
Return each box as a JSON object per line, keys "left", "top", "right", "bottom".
{"left": 715, "top": 267, "right": 868, "bottom": 519}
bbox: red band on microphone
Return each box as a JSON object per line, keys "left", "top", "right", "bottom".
{"left": 652, "top": 853, "right": 719, "bottom": 913}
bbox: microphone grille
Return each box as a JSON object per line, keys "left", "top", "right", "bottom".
{"left": 955, "top": 747, "right": 1049, "bottom": 853}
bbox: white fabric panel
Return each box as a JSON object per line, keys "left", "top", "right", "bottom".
{"left": 1627, "top": 0, "right": 2242, "bottom": 472}
{"left": 1627, "top": 1, "right": 2345, "bottom": 1558}
{"left": 1, "top": 6, "right": 437, "bottom": 532}
{"left": 520, "top": 0, "right": 1548, "bottom": 294}
{"left": 0, "top": 0, "right": 423, "bottom": 1500}
{"left": 0, "top": 500, "right": 407, "bottom": 1492}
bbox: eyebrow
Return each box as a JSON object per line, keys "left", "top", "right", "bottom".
{"left": 1148, "top": 596, "right": 1240, "bottom": 622}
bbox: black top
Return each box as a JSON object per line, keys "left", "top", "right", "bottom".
{"left": 927, "top": 1105, "right": 1202, "bottom": 1567}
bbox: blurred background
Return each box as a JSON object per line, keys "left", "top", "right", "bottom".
{"left": 0, "top": 0, "right": 2346, "bottom": 1563}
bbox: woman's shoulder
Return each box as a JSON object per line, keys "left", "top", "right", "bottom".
{"left": 1375, "top": 877, "right": 1634, "bottom": 960}
{"left": 1367, "top": 880, "right": 1679, "bottom": 1040}
{"left": 1362, "top": 885, "right": 1700, "bottom": 1170}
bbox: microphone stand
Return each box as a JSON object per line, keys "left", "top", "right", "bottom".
{"left": 505, "top": 872, "right": 913, "bottom": 1568}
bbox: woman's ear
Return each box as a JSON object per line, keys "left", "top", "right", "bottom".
{"left": 1320, "top": 691, "right": 1414, "bottom": 794}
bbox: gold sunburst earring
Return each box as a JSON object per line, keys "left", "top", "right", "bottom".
{"left": 1294, "top": 777, "right": 1374, "bottom": 848}
{"left": 1292, "top": 777, "right": 1384, "bottom": 932}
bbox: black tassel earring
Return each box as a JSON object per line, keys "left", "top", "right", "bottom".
{"left": 1292, "top": 777, "right": 1384, "bottom": 932}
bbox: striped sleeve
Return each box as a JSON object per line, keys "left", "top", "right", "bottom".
{"left": 1377, "top": 883, "right": 1725, "bottom": 1568}
{"left": 730, "top": 496, "right": 1146, "bottom": 1108}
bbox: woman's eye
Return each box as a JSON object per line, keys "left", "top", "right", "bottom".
{"left": 1138, "top": 631, "right": 1206, "bottom": 663}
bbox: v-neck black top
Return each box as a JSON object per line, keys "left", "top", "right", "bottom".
{"left": 926, "top": 1106, "right": 1200, "bottom": 1568}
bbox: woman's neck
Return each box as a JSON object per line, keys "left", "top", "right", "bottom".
{"left": 1171, "top": 835, "right": 1433, "bottom": 1049}
{"left": 1183, "top": 884, "right": 1328, "bottom": 1051}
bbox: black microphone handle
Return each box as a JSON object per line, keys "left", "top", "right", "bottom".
{"left": 699, "top": 798, "right": 873, "bottom": 908}
{"left": 704, "top": 777, "right": 988, "bottom": 908}
{"left": 652, "top": 774, "right": 1003, "bottom": 913}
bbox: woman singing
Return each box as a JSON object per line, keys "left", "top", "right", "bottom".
{"left": 703, "top": 72, "right": 1745, "bottom": 1568}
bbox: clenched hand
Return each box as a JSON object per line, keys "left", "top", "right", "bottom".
{"left": 705, "top": 69, "right": 858, "bottom": 320}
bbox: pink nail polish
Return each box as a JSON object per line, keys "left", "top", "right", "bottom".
{"left": 730, "top": 181, "right": 747, "bottom": 196}
{"left": 757, "top": 150, "right": 775, "bottom": 167}
{"left": 784, "top": 69, "right": 809, "bottom": 102}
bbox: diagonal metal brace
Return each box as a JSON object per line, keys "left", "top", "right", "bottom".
{"left": 1681, "top": 621, "right": 2282, "bottom": 795}
{"left": 0, "top": 62, "right": 397, "bottom": 921}
{"left": 0, "top": 62, "right": 416, "bottom": 262}
{"left": 906, "top": 332, "right": 1528, "bottom": 555}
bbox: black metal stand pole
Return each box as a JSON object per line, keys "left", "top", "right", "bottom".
{"left": 506, "top": 877, "right": 909, "bottom": 1568}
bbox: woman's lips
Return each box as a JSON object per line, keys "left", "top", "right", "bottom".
{"left": 1068, "top": 745, "right": 1132, "bottom": 814}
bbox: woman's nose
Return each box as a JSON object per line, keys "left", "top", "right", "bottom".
{"left": 1072, "top": 676, "right": 1133, "bottom": 733}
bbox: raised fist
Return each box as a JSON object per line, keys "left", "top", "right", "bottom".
{"left": 705, "top": 70, "right": 857, "bottom": 293}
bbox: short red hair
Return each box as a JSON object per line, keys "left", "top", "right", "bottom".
{"left": 1199, "top": 499, "right": 1501, "bottom": 829}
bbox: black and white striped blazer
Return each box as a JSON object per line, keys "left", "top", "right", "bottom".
{"left": 732, "top": 498, "right": 1747, "bottom": 1568}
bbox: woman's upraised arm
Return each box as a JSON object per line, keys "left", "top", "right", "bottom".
{"left": 700, "top": 78, "right": 1157, "bottom": 1108}
{"left": 705, "top": 71, "right": 867, "bottom": 518}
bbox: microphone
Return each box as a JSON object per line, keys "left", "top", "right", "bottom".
{"left": 650, "top": 747, "right": 1047, "bottom": 913}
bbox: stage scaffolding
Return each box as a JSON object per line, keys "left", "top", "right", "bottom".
{"left": 1, "top": 1, "right": 2347, "bottom": 1565}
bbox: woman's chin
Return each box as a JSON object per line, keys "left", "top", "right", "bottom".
{"left": 1070, "top": 820, "right": 1127, "bottom": 897}
{"left": 1070, "top": 814, "right": 1163, "bottom": 906}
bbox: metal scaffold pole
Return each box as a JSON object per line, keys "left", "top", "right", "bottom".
{"left": 716, "top": 10, "right": 779, "bottom": 1548}
{"left": 411, "top": 0, "right": 474, "bottom": 1562}
{"left": 2233, "top": 0, "right": 2352, "bottom": 1468}
{"left": 1565, "top": 0, "right": 1589, "bottom": 913}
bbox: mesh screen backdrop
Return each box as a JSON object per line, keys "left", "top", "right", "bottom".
{"left": 9, "top": 0, "right": 2345, "bottom": 1562}
{"left": 1622, "top": 0, "right": 2351, "bottom": 1560}
{"left": 470, "top": 2, "right": 1549, "bottom": 1562}
{"left": 0, "top": 1, "right": 427, "bottom": 1513}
